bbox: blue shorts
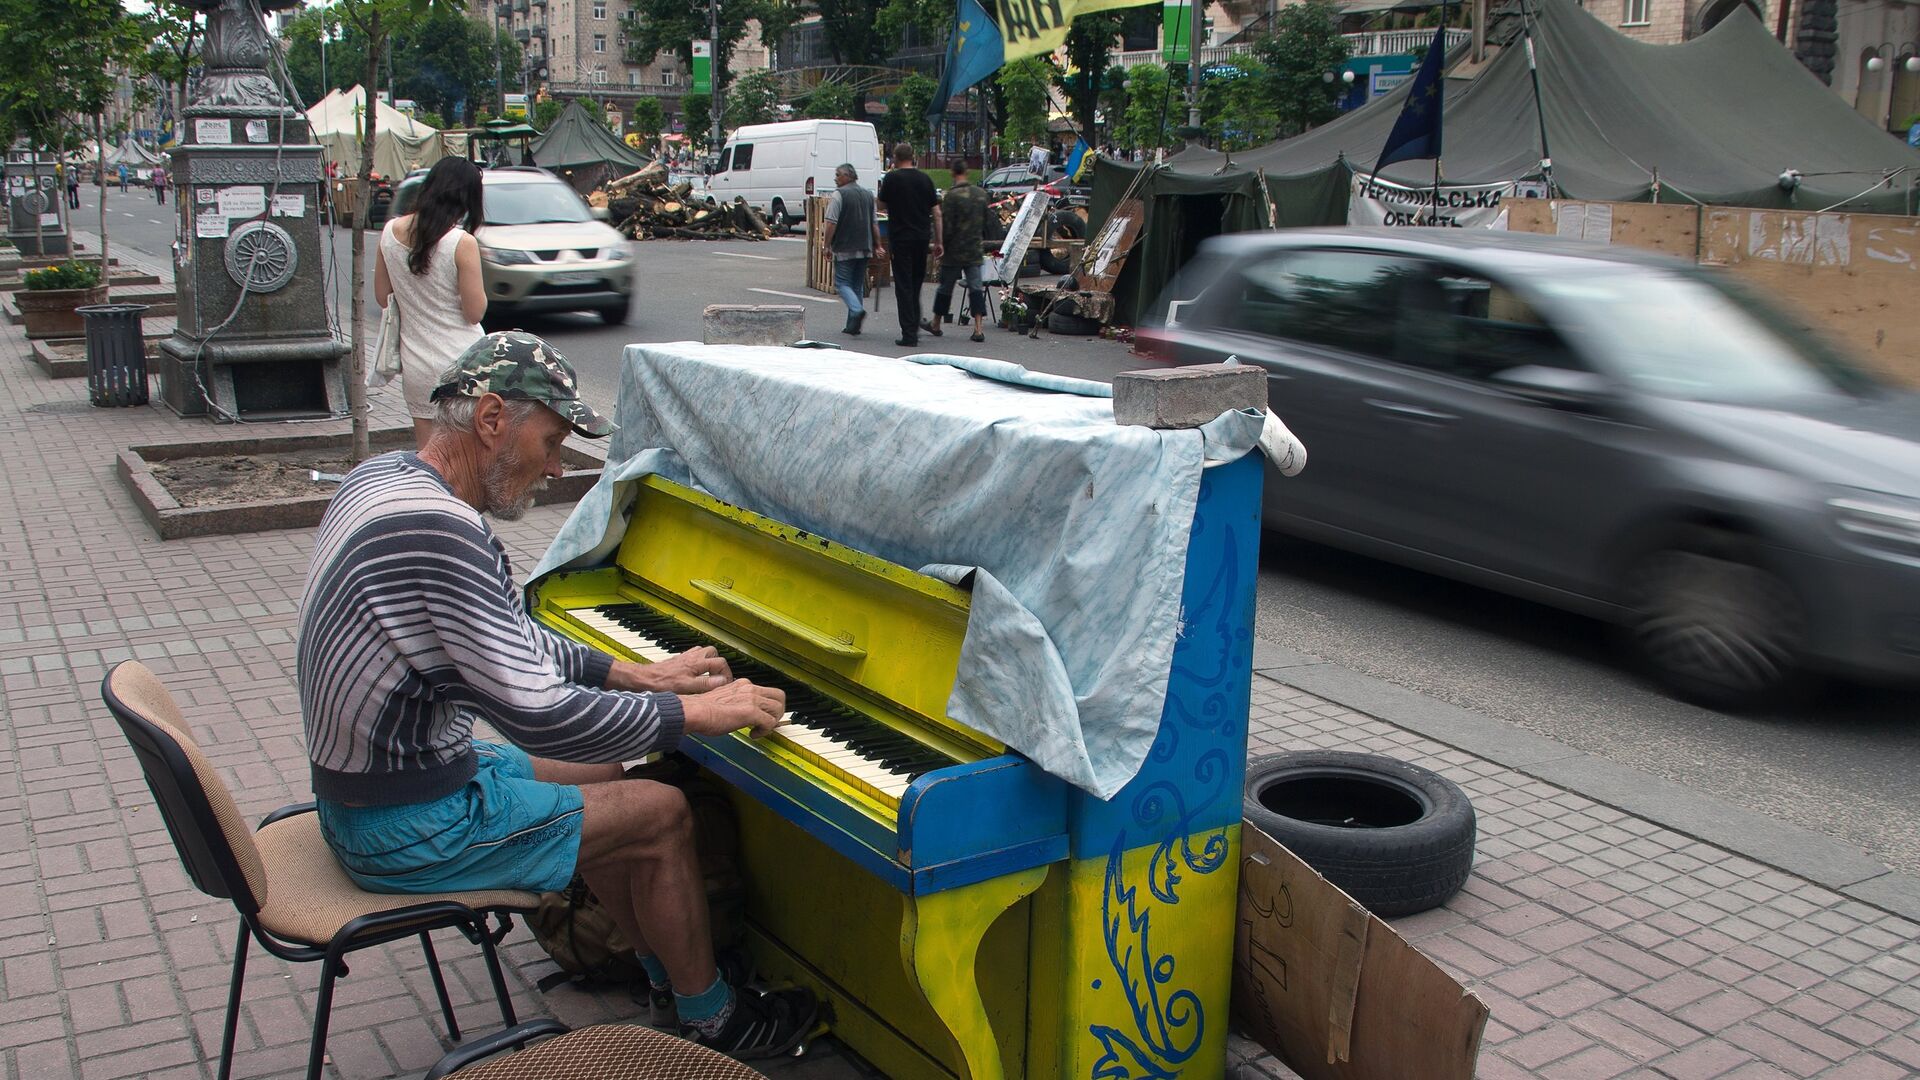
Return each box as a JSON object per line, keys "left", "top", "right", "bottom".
{"left": 317, "top": 741, "right": 585, "bottom": 895}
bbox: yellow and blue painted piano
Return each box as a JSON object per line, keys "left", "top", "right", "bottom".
{"left": 530, "top": 355, "right": 1267, "bottom": 1079}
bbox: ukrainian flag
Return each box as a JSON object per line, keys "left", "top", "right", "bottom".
{"left": 1065, "top": 137, "right": 1092, "bottom": 182}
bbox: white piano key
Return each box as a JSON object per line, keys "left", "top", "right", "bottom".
{"left": 572, "top": 609, "right": 674, "bottom": 662}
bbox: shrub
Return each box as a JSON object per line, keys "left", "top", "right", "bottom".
{"left": 23, "top": 261, "right": 104, "bottom": 291}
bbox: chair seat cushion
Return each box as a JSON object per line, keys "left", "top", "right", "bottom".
{"left": 449, "top": 1025, "right": 769, "bottom": 1079}
{"left": 254, "top": 813, "right": 538, "bottom": 945}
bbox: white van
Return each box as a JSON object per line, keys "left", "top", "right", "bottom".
{"left": 707, "top": 119, "right": 884, "bottom": 231}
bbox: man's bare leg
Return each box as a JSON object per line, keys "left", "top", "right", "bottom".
{"left": 530, "top": 759, "right": 659, "bottom": 958}
{"left": 573, "top": 777, "right": 716, "bottom": 991}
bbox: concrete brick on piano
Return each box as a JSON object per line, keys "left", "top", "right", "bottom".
{"left": 1112, "top": 363, "right": 1267, "bottom": 429}
{"left": 702, "top": 304, "right": 807, "bottom": 347}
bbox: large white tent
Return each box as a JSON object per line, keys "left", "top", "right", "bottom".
{"left": 306, "top": 86, "right": 444, "bottom": 179}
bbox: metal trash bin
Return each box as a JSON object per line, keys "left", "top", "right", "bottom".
{"left": 77, "top": 303, "right": 150, "bottom": 408}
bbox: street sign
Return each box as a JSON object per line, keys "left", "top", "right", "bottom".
{"left": 692, "top": 41, "right": 712, "bottom": 95}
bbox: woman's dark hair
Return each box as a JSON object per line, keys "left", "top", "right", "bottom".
{"left": 407, "top": 157, "right": 484, "bottom": 276}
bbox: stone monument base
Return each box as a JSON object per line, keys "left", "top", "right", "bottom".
{"left": 155, "top": 333, "right": 348, "bottom": 420}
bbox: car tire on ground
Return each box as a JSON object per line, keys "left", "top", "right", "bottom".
{"left": 1243, "top": 750, "right": 1475, "bottom": 918}
{"left": 1045, "top": 295, "right": 1102, "bottom": 335}
{"left": 1620, "top": 525, "right": 1812, "bottom": 710}
{"left": 1038, "top": 211, "right": 1087, "bottom": 276}
{"left": 597, "top": 300, "right": 631, "bottom": 325}
{"left": 769, "top": 200, "right": 791, "bottom": 233}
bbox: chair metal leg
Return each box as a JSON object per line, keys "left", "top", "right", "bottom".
{"left": 306, "top": 955, "right": 340, "bottom": 1080}
{"left": 475, "top": 916, "right": 519, "bottom": 1028}
{"left": 419, "top": 931, "right": 461, "bottom": 1041}
{"left": 218, "top": 922, "right": 250, "bottom": 1080}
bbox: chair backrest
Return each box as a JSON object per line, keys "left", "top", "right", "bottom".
{"left": 101, "top": 661, "right": 269, "bottom": 913}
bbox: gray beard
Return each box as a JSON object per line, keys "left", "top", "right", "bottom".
{"left": 482, "top": 442, "right": 545, "bottom": 521}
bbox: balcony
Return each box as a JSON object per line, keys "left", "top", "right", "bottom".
{"left": 530, "top": 22, "right": 546, "bottom": 37}
{"left": 1112, "top": 43, "right": 1257, "bottom": 68}
{"left": 1343, "top": 27, "right": 1470, "bottom": 56}
{"left": 495, "top": 2, "right": 510, "bottom": 16}
{"left": 513, "top": 0, "right": 528, "bottom": 12}
{"left": 514, "top": 27, "right": 530, "bottom": 42}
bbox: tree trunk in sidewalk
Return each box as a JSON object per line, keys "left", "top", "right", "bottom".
{"left": 96, "top": 113, "right": 111, "bottom": 292}
{"left": 345, "top": 9, "right": 383, "bottom": 464}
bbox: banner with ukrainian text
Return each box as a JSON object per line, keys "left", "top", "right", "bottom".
{"left": 1347, "top": 175, "right": 1514, "bottom": 229}
{"left": 998, "top": 0, "right": 1160, "bottom": 63}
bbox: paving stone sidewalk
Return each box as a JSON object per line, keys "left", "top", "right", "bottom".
{"left": 0, "top": 289, "right": 1915, "bottom": 1079}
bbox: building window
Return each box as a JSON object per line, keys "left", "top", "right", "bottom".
{"left": 592, "top": 67, "right": 608, "bottom": 85}
{"left": 1622, "top": 0, "right": 1648, "bottom": 24}
{"left": 630, "top": 69, "right": 640, "bottom": 86}
{"left": 594, "top": 34, "right": 606, "bottom": 52}
{"left": 662, "top": 70, "right": 675, "bottom": 86}
{"left": 592, "top": 0, "right": 605, "bottom": 16}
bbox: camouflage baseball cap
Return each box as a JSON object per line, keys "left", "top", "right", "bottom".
{"left": 429, "top": 331, "right": 614, "bottom": 438}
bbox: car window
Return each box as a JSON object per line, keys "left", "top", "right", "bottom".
{"left": 716, "top": 147, "right": 733, "bottom": 172}
{"left": 484, "top": 180, "right": 592, "bottom": 226}
{"left": 733, "top": 144, "right": 754, "bottom": 170}
{"left": 1401, "top": 270, "right": 1582, "bottom": 379}
{"left": 1204, "top": 249, "right": 1421, "bottom": 362}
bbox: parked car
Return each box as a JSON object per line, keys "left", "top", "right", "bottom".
{"left": 982, "top": 164, "right": 1089, "bottom": 207}
{"left": 1157, "top": 228, "right": 1920, "bottom": 707}
{"left": 390, "top": 165, "right": 635, "bottom": 323}
{"left": 706, "top": 119, "right": 884, "bottom": 231}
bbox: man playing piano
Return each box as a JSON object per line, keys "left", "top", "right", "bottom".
{"left": 295, "top": 331, "right": 819, "bottom": 1060}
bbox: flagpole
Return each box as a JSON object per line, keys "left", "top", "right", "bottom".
{"left": 1521, "top": 0, "right": 1556, "bottom": 195}
{"left": 1430, "top": 0, "right": 1446, "bottom": 221}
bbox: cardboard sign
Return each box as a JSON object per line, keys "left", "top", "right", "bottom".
{"left": 988, "top": 190, "right": 1052, "bottom": 285}
{"left": 1076, "top": 198, "right": 1145, "bottom": 293}
{"left": 1233, "top": 823, "right": 1487, "bottom": 1080}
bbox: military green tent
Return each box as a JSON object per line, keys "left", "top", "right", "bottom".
{"left": 529, "top": 101, "right": 651, "bottom": 193}
{"left": 1092, "top": 0, "right": 1920, "bottom": 323}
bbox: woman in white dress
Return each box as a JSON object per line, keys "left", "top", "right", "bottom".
{"left": 374, "top": 157, "right": 488, "bottom": 448}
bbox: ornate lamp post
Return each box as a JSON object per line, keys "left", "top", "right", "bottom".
{"left": 156, "top": 0, "right": 349, "bottom": 420}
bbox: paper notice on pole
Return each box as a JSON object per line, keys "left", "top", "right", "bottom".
{"left": 39, "top": 212, "right": 60, "bottom": 227}
{"left": 245, "top": 119, "right": 270, "bottom": 143}
{"left": 218, "top": 185, "right": 267, "bottom": 219}
{"left": 196, "top": 210, "right": 229, "bottom": 239}
{"left": 271, "top": 193, "right": 306, "bottom": 218}
{"left": 196, "top": 187, "right": 215, "bottom": 205}
{"left": 195, "top": 118, "right": 233, "bottom": 145}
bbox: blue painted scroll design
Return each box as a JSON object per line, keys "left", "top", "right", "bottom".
{"left": 1086, "top": 506, "right": 1251, "bottom": 1077}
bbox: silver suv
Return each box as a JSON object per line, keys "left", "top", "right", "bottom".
{"left": 391, "top": 166, "right": 635, "bottom": 323}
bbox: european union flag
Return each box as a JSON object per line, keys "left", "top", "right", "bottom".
{"left": 1375, "top": 19, "right": 1450, "bottom": 168}
{"left": 927, "top": 0, "right": 1006, "bottom": 128}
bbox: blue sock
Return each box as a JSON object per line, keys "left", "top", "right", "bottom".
{"left": 636, "top": 952, "right": 670, "bottom": 990}
{"left": 675, "top": 973, "right": 735, "bottom": 1036}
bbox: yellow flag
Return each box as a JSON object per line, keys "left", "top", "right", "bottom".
{"left": 998, "top": 0, "right": 1158, "bottom": 62}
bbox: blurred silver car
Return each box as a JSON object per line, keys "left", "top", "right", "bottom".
{"left": 1157, "top": 228, "right": 1920, "bottom": 707}
{"left": 392, "top": 166, "right": 635, "bottom": 323}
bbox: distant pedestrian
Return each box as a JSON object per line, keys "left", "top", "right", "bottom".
{"left": 820, "top": 163, "right": 882, "bottom": 337}
{"left": 151, "top": 166, "right": 167, "bottom": 204}
{"left": 64, "top": 165, "right": 79, "bottom": 209}
{"left": 924, "top": 161, "right": 989, "bottom": 343}
{"left": 374, "top": 156, "right": 488, "bottom": 449}
{"left": 117, "top": 164, "right": 128, "bottom": 193}
{"left": 875, "top": 143, "right": 940, "bottom": 348}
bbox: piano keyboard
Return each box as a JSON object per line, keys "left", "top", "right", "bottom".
{"left": 565, "top": 603, "right": 958, "bottom": 806}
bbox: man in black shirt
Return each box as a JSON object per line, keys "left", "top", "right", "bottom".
{"left": 875, "top": 143, "right": 942, "bottom": 347}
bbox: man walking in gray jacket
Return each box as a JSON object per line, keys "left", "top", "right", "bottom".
{"left": 819, "top": 164, "right": 884, "bottom": 335}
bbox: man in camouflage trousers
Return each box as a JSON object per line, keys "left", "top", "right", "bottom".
{"left": 923, "top": 162, "right": 993, "bottom": 343}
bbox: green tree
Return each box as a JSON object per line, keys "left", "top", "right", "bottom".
{"left": 1200, "top": 59, "right": 1279, "bottom": 150}
{"left": 282, "top": 7, "right": 367, "bottom": 105}
{"left": 143, "top": 1, "right": 203, "bottom": 137}
{"left": 995, "top": 57, "right": 1052, "bottom": 156}
{"left": 1251, "top": 0, "right": 1350, "bottom": 137}
{"left": 1117, "top": 62, "right": 1176, "bottom": 152}
{"left": 1097, "top": 64, "right": 1129, "bottom": 136}
{"left": 1057, "top": 9, "right": 1152, "bottom": 137}
{"left": 876, "top": 0, "right": 952, "bottom": 43}
{"left": 803, "top": 80, "right": 854, "bottom": 120}
{"left": 630, "top": 97, "right": 666, "bottom": 150}
{"left": 391, "top": 7, "right": 520, "bottom": 124}
{"left": 887, "top": 72, "right": 937, "bottom": 148}
{"left": 0, "top": 0, "right": 148, "bottom": 264}
{"left": 680, "top": 92, "right": 712, "bottom": 146}
{"left": 622, "top": 0, "right": 787, "bottom": 94}
{"left": 532, "top": 97, "right": 565, "bottom": 130}
{"left": 723, "top": 69, "right": 780, "bottom": 128}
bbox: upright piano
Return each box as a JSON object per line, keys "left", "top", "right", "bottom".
{"left": 531, "top": 453, "right": 1263, "bottom": 1079}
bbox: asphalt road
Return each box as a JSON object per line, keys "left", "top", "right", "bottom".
{"left": 75, "top": 186, "right": 1920, "bottom": 876}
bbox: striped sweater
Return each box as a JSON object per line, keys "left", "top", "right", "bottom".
{"left": 297, "top": 452, "right": 683, "bottom": 805}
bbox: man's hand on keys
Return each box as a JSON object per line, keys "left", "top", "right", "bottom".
{"left": 682, "top": 679, "right": 788, "bottom": 738}
{"left": 607, "top": 646, "right": 733, "bottom": 695}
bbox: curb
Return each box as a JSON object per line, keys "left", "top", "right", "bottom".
{"left": 1249, "top": 639, "right": 1920, "bottom": 923}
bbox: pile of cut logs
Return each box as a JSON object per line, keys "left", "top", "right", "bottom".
{"left": 597, "top": 162, "right": 773, "bottom": 241}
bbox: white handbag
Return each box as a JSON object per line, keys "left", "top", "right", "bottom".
{"left": 366, "top": 300, "right": 403, "bottom": 388}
